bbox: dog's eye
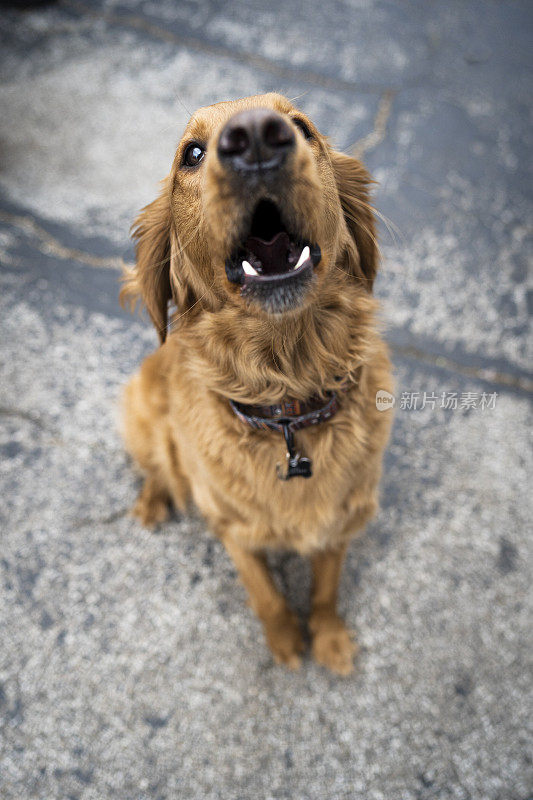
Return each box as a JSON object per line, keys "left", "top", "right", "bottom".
{"left": 182, "top": 142, "right": 206, "bottom": 167}
{"left": 293, "top": 118, "right": 313, "bottom": 140}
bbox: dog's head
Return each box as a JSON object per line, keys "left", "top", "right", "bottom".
{"left": 122, "top": 93, "right": 378, "bottom": 342}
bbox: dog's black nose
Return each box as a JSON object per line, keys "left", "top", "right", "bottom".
{"left": 217, "top": 109, "right": 295, "bottom": 172}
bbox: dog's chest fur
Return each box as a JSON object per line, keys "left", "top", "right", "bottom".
{"left": 159, "top": 335, "right": 393, "bottom": 554}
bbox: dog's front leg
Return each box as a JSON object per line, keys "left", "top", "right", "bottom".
{"left": 309, "top": 544, "right": 357, "bottom": 675}
{"left": 221, "top": 534, "right": 304, "bottom": 669}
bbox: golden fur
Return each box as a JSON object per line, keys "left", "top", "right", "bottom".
{"left": 120, "top": 93, "right": 393, "bottom": 674}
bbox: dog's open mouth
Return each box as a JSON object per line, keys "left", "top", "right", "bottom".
{"left": 225, "top": 199, "right": 321, "bottom": 312}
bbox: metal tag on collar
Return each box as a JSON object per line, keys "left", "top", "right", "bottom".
{"left": 276, "top": 422, "right": 312, "bottom": 481}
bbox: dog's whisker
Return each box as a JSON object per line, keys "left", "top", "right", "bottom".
{"left": 167, "top": 279, "right": 216, "bottom": 332}
{"left": 288, "top": 89, "right": 311, "bottom": 103}
{"left": 173, "top": 229, "right": 201, "bottom": 261}
{"left": 342, "top": 209, "right": 382, "bottom": 258}
{"left": 347, "top": 196, "right": 403, "bottom": 246}
{"left": 174, "top": 91, "right": 193, "bottom": 118}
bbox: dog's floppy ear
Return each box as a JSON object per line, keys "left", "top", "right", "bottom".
{"left": 120, "top": 178, "right": 172, "bottom": 343}
{"left": 330, "top": 150, "right": 379, "bottom": 292}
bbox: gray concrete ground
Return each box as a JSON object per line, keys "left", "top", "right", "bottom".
{"left": 0, "top": 2, "right": 532, "bottom": 799}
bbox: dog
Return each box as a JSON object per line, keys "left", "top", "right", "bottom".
{"left": 120, "top": 93, "right": 393, "bottom": 675}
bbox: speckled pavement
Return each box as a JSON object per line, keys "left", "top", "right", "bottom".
{"left": 0, "top": 3, "right": 532, "bottom": 799}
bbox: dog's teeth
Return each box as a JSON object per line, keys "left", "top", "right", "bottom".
{"left": 242, "top": 260, "right": 258, "bottom": 276}
{"left": 294, "top": 245, "right": 310, "bottom": 270}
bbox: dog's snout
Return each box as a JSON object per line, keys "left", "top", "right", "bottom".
{"left": 217, "top": 108, "right": 295, "bottom": 172}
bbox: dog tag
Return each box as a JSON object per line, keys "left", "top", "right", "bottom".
{"left": 276, "top": 423, "right": 313, "bottom": 481}
{"left": 277, "top": 453, "right": 313, "bottom": 481}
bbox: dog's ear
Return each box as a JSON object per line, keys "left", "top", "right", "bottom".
{"left": 120, "top": 179, "right": 173, "bottom": 343}
{"left": 330, "top": 150, "right": 379, "bottom": 292}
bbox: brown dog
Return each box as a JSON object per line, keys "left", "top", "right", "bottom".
{"left": 121, "top": 93, "right": 393, "bottom": 675}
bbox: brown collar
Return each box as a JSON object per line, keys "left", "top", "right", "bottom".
{"left": 229, "top": 370, "right": 360, "bottom": 481}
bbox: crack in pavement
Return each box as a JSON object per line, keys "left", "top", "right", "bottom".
{"left": 0, "top": 406, "right": 130, "bottom": 454}
{"left": 61, "top": 0, "right": 401, "bottom": 95}
{"left": 351, "top": 90, "right": 395, "bottom": 160}
{"left": 71, "top": 507, "right": 130, "bottom": 530}
{"left": 0, "top": 211, "right": 125, "bottom": 271}
{"left": 0, "top": 405, "right": 59, "bottom": 436}
{"left": 389, "top": 344, "right": 533, "bottom": 394}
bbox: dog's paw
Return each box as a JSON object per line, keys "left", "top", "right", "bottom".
{"left": 263, "top": 609, "right": 305, "bottom": 670}
{"left": 310, "top": 613, "right": 357, "bottom": 676}
{"left": 132, "top": 478, "right": 170, "bottom": 529}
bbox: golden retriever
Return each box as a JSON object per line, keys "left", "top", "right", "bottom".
{"left": 120, "top": 93, "right": 393, "bottom": 674}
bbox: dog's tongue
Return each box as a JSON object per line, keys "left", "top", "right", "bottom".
{"left": 245, "top": 231, "right": 290, "bottom": 275}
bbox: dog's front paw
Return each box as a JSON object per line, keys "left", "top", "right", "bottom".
{"left": 309, "top": 612, "right": 357, "bottom": 676}
{"left": 132, "top": 477, "right": 170, "bottom": 529}
{"left": 263, "top": 609, "right": 305, "bottom": 670}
